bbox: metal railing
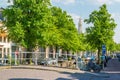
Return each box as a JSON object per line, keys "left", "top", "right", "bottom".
{"left": 8, "top": 52, "right": 77, "bottom": 68}
{"left": 0, "top": 51, "right": 95, "bottom": 70}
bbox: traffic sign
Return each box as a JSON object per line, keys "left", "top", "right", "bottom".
{"left": 102, "top": 45, "right": 106, "bottom": 56}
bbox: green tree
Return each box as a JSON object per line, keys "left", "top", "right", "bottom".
{"left": 116, "top": 43, "right": 120, "bottom": 52}
{"left": 3, "top": 0, "right": 58, "bottom": 62}
{"left": 3, "top": 0, "right": 52, "bottom": 51}
{"left": 51, "top": 7, "right": 80, "bottom": 52}
{"left": 107, "top": 40, "right": 116, "bottom": 52}
{"left": 84, "top": 4, "right": 116, "bottom": 63}
{"left": 4, "top": 0, "right": 80, "bottom": 60}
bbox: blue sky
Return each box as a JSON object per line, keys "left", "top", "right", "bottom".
{"left": 51, "top": 0, "right": 120, "bottom": 43}
{"left": 0, "top": 0, "right": 120, "bottom": 43}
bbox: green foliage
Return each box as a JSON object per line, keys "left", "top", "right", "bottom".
{"left": 107, "top": 39, "right": 116, "bottom": 51}
{"left": 3, "top": 0, "right": 52, "bottom": 50}
{"left": 11, "top": 58, "right": 19, "bottom": 65}
{"left": 51, "top": 7, "right": 80, "bottom": 51}
{"left": 84, "top": 4, "right": 116, "bottom": 50}
{"left": 84, "top": 4, "right": 116, "bottom": 63}
{"left": 11, "top": 59, "right": 15, "bottom": 65}
{"left": 116, "top": 43, "right": 120, "bottom": 51}
{"left": 3, "top": 0, "right": 81, "bottom": 52}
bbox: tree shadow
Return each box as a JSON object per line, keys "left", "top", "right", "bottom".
{"left": 9, "top": 78, "right": 42, "bottom": 80}
{"left": 55, "top": 71, "right": 118, "bottom": 80}
{"left": 55, "top": 78, "right": 71, "bottom": 80}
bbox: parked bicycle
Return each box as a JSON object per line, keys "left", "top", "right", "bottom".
{"left": 86, "top": 59, "right": 101, "bottom": 73}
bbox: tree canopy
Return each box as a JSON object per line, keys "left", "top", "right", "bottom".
{"left": 51, "top": 6, "right": 80, "bottom": 52}
{"left": 3, "top": 0, "right": 80, "bottom": 52}
{"left": 3, "top": 0, "right": 54, "bottom": 50}
{"left": 84, "top": 4, "right": 116, "bottom": 63}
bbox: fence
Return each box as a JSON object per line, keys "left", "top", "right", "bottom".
{"left": 0, "top": 51, "right": 94, "bottom": 70}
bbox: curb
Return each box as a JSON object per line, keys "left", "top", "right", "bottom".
{"left": 0, "top": 66, "right": 11, "bottom": 70}
{"left": 11, "top": 66, "right": 84, "bottom": 73}
{"left": 11, "top": 66, "right": 62, "bottom": 72}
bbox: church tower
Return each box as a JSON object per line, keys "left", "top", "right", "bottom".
{"left": 78, "top": 17, "right": 82, "bottom": 34}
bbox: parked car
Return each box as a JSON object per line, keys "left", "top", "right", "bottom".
{"left": 117, "top": 54, "right": 120, "bottom": 58}
{"left": 37, "top": 58, "right": 57, "bottom": 65}
{"left": 0, "top": 63, "right": 9, "bottom": 66}
{"left": 0, "top": 63, "right": 3, "bottom": 66}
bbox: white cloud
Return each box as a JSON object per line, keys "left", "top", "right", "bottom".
{"left": 52, "top": 0, "right": 120, "bottom": 5}
{"left": 69, "top": 13, "right": 80, "bottom": 21}
{"left": 64, "top": 0, "right": 75, "bottom": 4}
{"left": 51, "top": 0, "right": 61, "bottom": 3}
{"left": 51, "top": 0, "right": 75, "bottom": 5}
{"left": 114, "top": 29, "right": 120, "bottom": 43}
{"left": 114, "top": 0, "right": 120, "bottom": 2}
{"left": 79, "top": 1, "right": 85, "bottom": 5}
{"left": 88, "top": 0, "right": 112, "bottom": 5}
{"left": 111, "top": 13, "right": 120, "bottom": 21}
{"left": 96, "top": 0, "right": 112, "bottom": 5}
{"left": 69, "top": 13, "right": 80, "bottom": 28}
{"left": 111, "top": 13, "right": 120, "bottom": 43}
{"left": 0, "top": 0, "right": 13, "bottom": 8}
{"left": 89, "top": 0, "right": 120, "bottom": 5}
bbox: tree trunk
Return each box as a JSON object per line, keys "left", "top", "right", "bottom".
{"left": 34, "top": 46, "right": 39, "bottom": 65}
{"left": 26, "top": 47, "right": 33, "bottom": 64}
{"left": 53, "top": 46, "right": 56, "bottom": 58}
{"left": 97, "top": 48, "right": 101, "bottom": 64}
{"left": 59, "top": 48, "right": 62, "bottom": 56}
{"left": 45, "top": 46, "right": 49, "bottom": 58}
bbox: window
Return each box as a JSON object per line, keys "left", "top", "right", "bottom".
{"left": 0, "top": 54, "right": 1, "bottom": 58}
{"left": 39, "top": 47, "right": 45, "bottom": 52}
{"left": 0, "top": 36, "right": 2, "bottom": 42}
{"left": 0, "top": 48, "right": 2, "bottom": 58}
{"left": 4, "top": 48, "right": 6, "bottom": 54}
{"left": 8, "top": 38, "right": 10, "bottom": 43}
{"left": 4, "top": 37, "right": 6, "bottom": 42}
{"left": 7, "top": 48, "right": 10, "bottom": 54}
{"left": 11, "top": 46, "right": 16, "bottom": 52}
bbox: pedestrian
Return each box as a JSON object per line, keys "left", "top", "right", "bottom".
{"left": 104, "top": 56, "right": 107, "bottom": 67}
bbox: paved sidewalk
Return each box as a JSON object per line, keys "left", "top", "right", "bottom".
{"left": 101, "top": 58, "right": 120, "bottom": 80}
{"left": 11, "top": 65, "right": 110, "bottom": 78}
{"left": 2, "top": 58, "right": 119, "bottom": 73}
{"left": 10, "top": 59, "right": 120, "bottom": 80}
{"left": 103, "top": 58, "right": 120, "bottom": 72}
{"left": 1, "top": 63, "right": 116, "bottom": 80}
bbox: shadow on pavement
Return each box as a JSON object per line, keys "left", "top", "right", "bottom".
{"left": 9, "top": 78, "right": 42, "bottom": 80}
{"left": 56, "top": 78, "right": 71, "bottom": 80}
{"left": 55, "top": 71, "right": 110, "bottom": 80}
